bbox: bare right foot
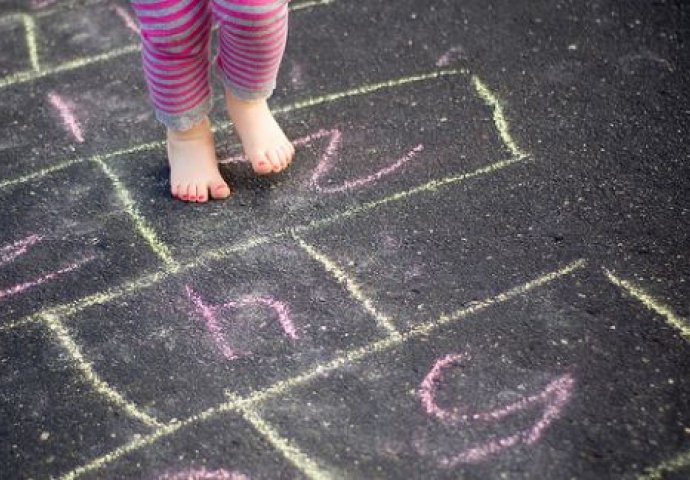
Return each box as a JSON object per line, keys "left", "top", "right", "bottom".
{"left": 225, "top": 92, "right": 295, "bottom": 175}
{"left": 167, "top": 117, "right": 232, "bottom": 203}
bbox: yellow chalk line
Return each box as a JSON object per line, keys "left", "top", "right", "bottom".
{"left": 0, "top": 44, "right": 141, "bottom": 89}
{"left": 246, "top": 259, "right": 587, "bottom": 406}
{"left": 1, "top": 68, "right": 465, "bottom": 192}
{"left": 639, "top": 449, "right": 690, "bottom": 480}
{"left": 0, "top": 157, "right": 85, "bottom": 190}
{"left": 1, "top": 151, "right": 527, "bottom": 334}
{"left": 21, "top": 14, "right": 40, "bottom": 72}
{"left": 604, "top": 269, "right": 690, "bottom": 342}
{"left": 290, "top": 0, "right": 335, "bottom": 12}
{"left": 294, "top": 153, "right": 528, "bottom": 234}
{"left": 0, "top": 233, "right": 280, "bottom": 333}
{"left": 293, "top": 234, "right": 401, "bottom": 339}
{"left": 605, "top": 269, "right": 690, "bottom": 479}
{"left": 471, "top": 75, "right": 528, "bottom": 159}
{"left": 0, "top": 0, "right": 333, "bottom": 90}
{"left": 228, "top": 392, "right": 335, "bottom": 480}
{"left": 90, "top": 154, "right": 178, "bottom": 270}
{"left": 60, "top": 258, "right": 585, "bottom": 479}
{"left": 41, "top": 313, "right": 163, "bottom": 428}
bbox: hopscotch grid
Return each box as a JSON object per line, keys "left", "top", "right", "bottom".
{"left": 0, "top": 8, "right": 542, "bottom": 474}
{"left": 0, "top": 0, "right": 335, "bottom": 89}
{"left": 90, "top": 154, "right": 179, "bottom": 270}
{"left": 603, "top": 268, "right": 690, "bottom": 479}
{"left": 0, "top": 14, "right": 39, "bottom": 73}
{"left": 40, "top": 313, "right": 164, "bottom": 429}
{"left": 0, "top": 68, "right": 467, "bottom": 192}
{"left": 58, "top": 258, "right": 586, "bottom": 480}
{"left": 226, "top": 392, "right": 334, "bottom": 480}
{"left": 48, "top": 68, "right": 469, "bottom": 273}
{"left": 604, "top": 268, "right": 690, "bottom": 342}
{"left": 292, "top": 233, "right": 402, "bottom": 339}
{"left": 3, "top": 66, "right": 532, "bottom": 476}
{"left": 0, "top": 151, "right": 527, "bottom": 335}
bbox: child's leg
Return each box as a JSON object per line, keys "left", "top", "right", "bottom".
{"left": 213, "top": 0, "right": 295, "bottom": 174}
{"left": 132, "top": 0, "right": 231, "bottom": 202}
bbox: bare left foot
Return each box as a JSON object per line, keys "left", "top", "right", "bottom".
{"left": 167, "top": 117, "right": 232, "bottom": 203}
{"left": 225, "top": 91, "right": 295, "bottom": 175}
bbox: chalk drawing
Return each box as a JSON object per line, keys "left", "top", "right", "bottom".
{"left": 0, "top": 14, "right": 39, "bottom": 72}
{"left": 293, "top": 233, "right": 401, "bottom": 338}
{"left": 640, "top": 449, "right": 690, "bottom": 480}
{"left": 417, "top": 353, "right": 574, "bottom": 466}
{"left": 0, "top": 234, "right": 95, "bottom": 302}
{"left": 306, "top": 129, "right": 424, "bottom": 193}
{"left": 3, "top": 69, "right": 466, "bottom": 191}
{"left": 41, "top": 313, "right": 163, "bottom": 428}
{"left": 59, "top": 260, "right": 585, "bottom": 480}
{"left": 0, "top": 0, "right": 335, "bottom": 89}
{"left": 604, "top": 268, "right": 690, "bottom": 343}
{"left": 113, "top": 4, "right": 139, "bottom": 34}
{"left": 436, "top": 46, "right": 465, "bottom": 67}
{"left": 3, "top": 154, "right": 532, "bottom": 335}
{"left": 90, "top": 153, "right": 178, "bottom": 269}
{"left": 186, "top": 286, "right": 298, "bottom": 360}
{"left": 48, "top": 92, "right": 85, "bottom": 143}
{"left": 0, "top": 255, "right": 95, "bottom": 301}
{"left": 222, "top": 128, "right": 424, "bottom": 194}
{"left": 0, "top": 234, "right": 42, "bottom": 267}
{"left": 30, "top": 0, "right": 57, "bottom": 9}
{"left": 157, "top": 468, "right": 249, "bottom": 480}
{"left": 227, "top": 392, "right": 334, "bottom": 480}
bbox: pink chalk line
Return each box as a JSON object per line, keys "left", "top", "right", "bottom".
{"left": 436, "top": 46, "right": 465, "bottom": 67}
{"left": 0, "top": 254, "right": 96, "bottom": 301}
{"left": 157, "top": 468, "right": 249, "bottom": 480}
{"left": 186, "top": 286, "right": 298, "bottom": 360}
{"left": 48, "top": 92, "right": 85, "bottom": 143}
{"left": 418, "top": 353, "right": 574, "bottom": 466}
{"left": 0, "top": 234, "right": 42, "bottom": 267}
{"left": 220, "top": 128, "right": 424, "bottom": 194}
{"left": 30, "top": 0, "right": 57, "bottom": 9}
{"left": 113, "top": 4, "right": 140, "bottom": 34}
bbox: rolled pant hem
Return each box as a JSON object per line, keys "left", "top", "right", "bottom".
{"left": 155, "top": 96, "right": 213, "bottom": 131}
{"left": 217, "top": 67, "right": 275, "bottom": 101}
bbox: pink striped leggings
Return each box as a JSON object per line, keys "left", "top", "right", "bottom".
{"left": 131, "top": 0, "right": 288, "bottom": 131}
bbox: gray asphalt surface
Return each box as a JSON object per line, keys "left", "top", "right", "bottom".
{"left": 1, "top": 0, "right": 689, "bottom": 479}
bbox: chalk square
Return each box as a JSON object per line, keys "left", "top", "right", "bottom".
{"left": 65, "top": 241, "right": 389, "bottom": 420}
{"left": 0, "top": 324, "right": 151, "bottom": 480}
{"left": 256, "top": 271, "right": 690, "bottom": 479}
{"left": 0, "top": 18, "right": 31, "bottom": 77}
{"left": 107, "top": 75, "right": 512, "bottom": 262}
{"left": 296, "top": 160, "right": 583, "bottom": 331}
{"left": 79, "top": 414, "right": 306, "bottom": 480}
{"left": 0, "top": 161, "right": 162, "bottom": 324}
{"left": 0, "top": 54, "right": 157, "bottom": 182}
{"left": 36, "top": 1, "right": 139, "bottom": 66}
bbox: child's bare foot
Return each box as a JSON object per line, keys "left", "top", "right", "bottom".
{"left": 225, "top": 92, "right": 295, "bottom": 175}
{"left": 167, "top": 117, "right": 232, "bottom": 203}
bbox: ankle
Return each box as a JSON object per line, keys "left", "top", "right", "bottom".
{"left": 225, "top": 91, "right": 267, "bottom": 109}
{"left": 167, "top": 117, "right": 212, "bottom": 141}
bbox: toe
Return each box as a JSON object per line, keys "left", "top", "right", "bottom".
{"left": 191, "top": 184, "right": 201, "bottom": 203}
{"left": 171, "top": 183, "right": 180, "bottom": 198}
{"left": 276, "top": 148, "right": 288, "bottom": 170}
{"left": 266, "top": 150, "right": 282, "bottom": 173}
{"left": 197, "top": 184, "right": 208, "bottom": 203}
{"left": 179, "top": 185, "right": 190, "bottom": 202}
{"left": 251, "top": 152, "right": 273, "bottom": 175}
{"left": 211, "top": 180, "right": 232, "bottom": 199}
